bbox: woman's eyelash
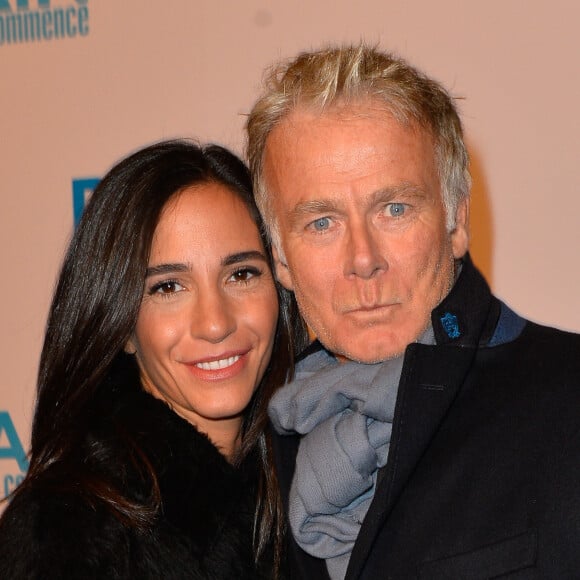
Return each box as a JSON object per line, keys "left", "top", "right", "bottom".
{"left": 148, "top": 279, "right": 182, "bottom": 295}
{"left": 231, "top": 266, "right": 262, "bottom": 282}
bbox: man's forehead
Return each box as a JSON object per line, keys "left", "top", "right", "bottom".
{"left": 270, "top": 97, "right": 417, "bottom": 135}
{"left": 264, "top": 107, "right": 435, "bottom": 182}
{"left": 265, "top": 102, "right": 431, "bottom": 166}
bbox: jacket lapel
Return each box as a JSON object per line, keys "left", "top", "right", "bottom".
{"left": 346, "top": 343, "right": 478, "bottom": 579}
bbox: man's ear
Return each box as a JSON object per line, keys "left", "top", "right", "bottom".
{"left": 272, "top": 245, "right": 294, "bottom": 291}
{"left": 451, "top": 196, "right": 470, "bottom": 259}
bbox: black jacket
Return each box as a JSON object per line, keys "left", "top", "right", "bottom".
{"left": 275, "top": 256, "right": 580, "bottom": 579}
{"left": 0, "top": 358, "right": 266, "bottom": 579}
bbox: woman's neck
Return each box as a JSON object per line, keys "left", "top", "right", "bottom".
{"left": 176, "top": 408, "right": 243, "bottom": 462}
{"left": 202, "top": 420, "right": 242, "bottom": 462}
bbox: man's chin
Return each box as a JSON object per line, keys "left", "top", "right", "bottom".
{"left": 339, "top": 350, "right": 405, "bottom": 364}
{"left": 324, "top": 334, "right": 409, "bottom": 364}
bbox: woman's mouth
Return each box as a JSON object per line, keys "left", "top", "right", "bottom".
{"left": 195, "top": 355, "right": 240, "bottom": 371}
{"left": 184, "top": 351, "right": 249, "bottom": 381}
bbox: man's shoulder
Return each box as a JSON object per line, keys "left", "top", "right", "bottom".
{"left": 498, "top": 308, "right": 580, "bottom": 355}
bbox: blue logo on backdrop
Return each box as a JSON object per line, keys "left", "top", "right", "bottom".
{"left": 0, "top": 411, "right": 28, "bottom": 499}
{"left": 0, "top": 0, "right": 89, "bottom": 46}
{"left": 72, "top": 177, "right": 99, "bottom": 226}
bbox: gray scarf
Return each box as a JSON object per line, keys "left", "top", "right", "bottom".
{"left": 269, "top": 328, "right": 434, "bottom": 580}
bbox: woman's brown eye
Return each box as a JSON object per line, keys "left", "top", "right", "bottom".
{"left": 230, "top": 267, "right": 260, "bottom": 283}
{"left": 149, "top": 280, "right": 184, "bottom": 295}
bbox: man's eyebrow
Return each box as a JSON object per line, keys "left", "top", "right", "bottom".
{"left": 288, "top": 183, "right": 427, "bottom": 221}
{"left": 369, "top": 183, "right": 427, "bottom": 204}
{"left": 291, "top": 199, "right": 340, "bottom": 216}
{"left": 222, "top": 250, "right": 268, "bottom": 267}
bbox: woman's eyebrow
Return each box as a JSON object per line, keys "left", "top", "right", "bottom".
{"left": 145, "top": 252, "right": 268, "bottom": 276}
{"left": 222, "top": 250, "right": 268, "bottom": 267}
{"left": 145, "top": 263, "right": 189, "bottom": 278}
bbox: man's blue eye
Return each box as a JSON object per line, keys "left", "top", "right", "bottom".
{"left": 388, "top": 203, "right": 406, "bottom": 217}
{"left": 312, "top": 217, "right": 330, "bottom": 231}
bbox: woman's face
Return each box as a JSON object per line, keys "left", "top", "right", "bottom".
{"left": 127, "top": 182, "right": 278, "bottom": 445}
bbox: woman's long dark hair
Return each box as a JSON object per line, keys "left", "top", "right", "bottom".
{"left": 16, "top": 140, "right": 307, "bottom": 568}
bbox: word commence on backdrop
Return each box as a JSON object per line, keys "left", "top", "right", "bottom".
{"left": 0, "top": 0, "right": 89, "bottom": 46}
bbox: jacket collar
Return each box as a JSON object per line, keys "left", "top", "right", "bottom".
{"left": 431, "top": 253, "right": 500, "bottom": 347}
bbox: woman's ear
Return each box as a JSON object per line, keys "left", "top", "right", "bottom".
{"left": 124, "top": 337, "right": 137, "bottom": 355}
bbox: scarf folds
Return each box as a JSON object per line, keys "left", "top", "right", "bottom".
{"left": 269, "top": 351, "right": 403, "bottom": 579}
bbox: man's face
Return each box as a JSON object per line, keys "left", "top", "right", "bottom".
{"left": 262, "top": 101, "right": 469, "bottom": 362}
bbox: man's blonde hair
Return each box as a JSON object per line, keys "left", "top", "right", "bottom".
{"left": 246, "top": 43, "right": 471, "bottom": 247}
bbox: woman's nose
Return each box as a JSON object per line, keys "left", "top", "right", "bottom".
{"left": 191, "top": 290, "right": 237, "bottom": 343}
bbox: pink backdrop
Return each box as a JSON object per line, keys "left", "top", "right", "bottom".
{"left": 1, "top": 0, "right": 579, "bottom": 500}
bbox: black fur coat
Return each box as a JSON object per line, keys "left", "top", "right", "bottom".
{"left": 0, "top": 357, "right": 269, "bottom": 579}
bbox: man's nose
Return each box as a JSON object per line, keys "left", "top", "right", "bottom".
{"left": 192, "top": 290, "right": 237, "bottom": 343}
{"left": 343, "top": 221, "right": 387, "bottom": 279}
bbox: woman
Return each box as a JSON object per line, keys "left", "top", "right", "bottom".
{"left": 0, "top": 140, "right": 305, "bottom": 578}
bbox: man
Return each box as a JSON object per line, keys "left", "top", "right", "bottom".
{"left": 247, "top": 45, "right": 580, "bottom": 579}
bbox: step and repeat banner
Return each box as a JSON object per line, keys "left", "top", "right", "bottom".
{"left": 2, "top": 0, "right": 579, "bottom": 501}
